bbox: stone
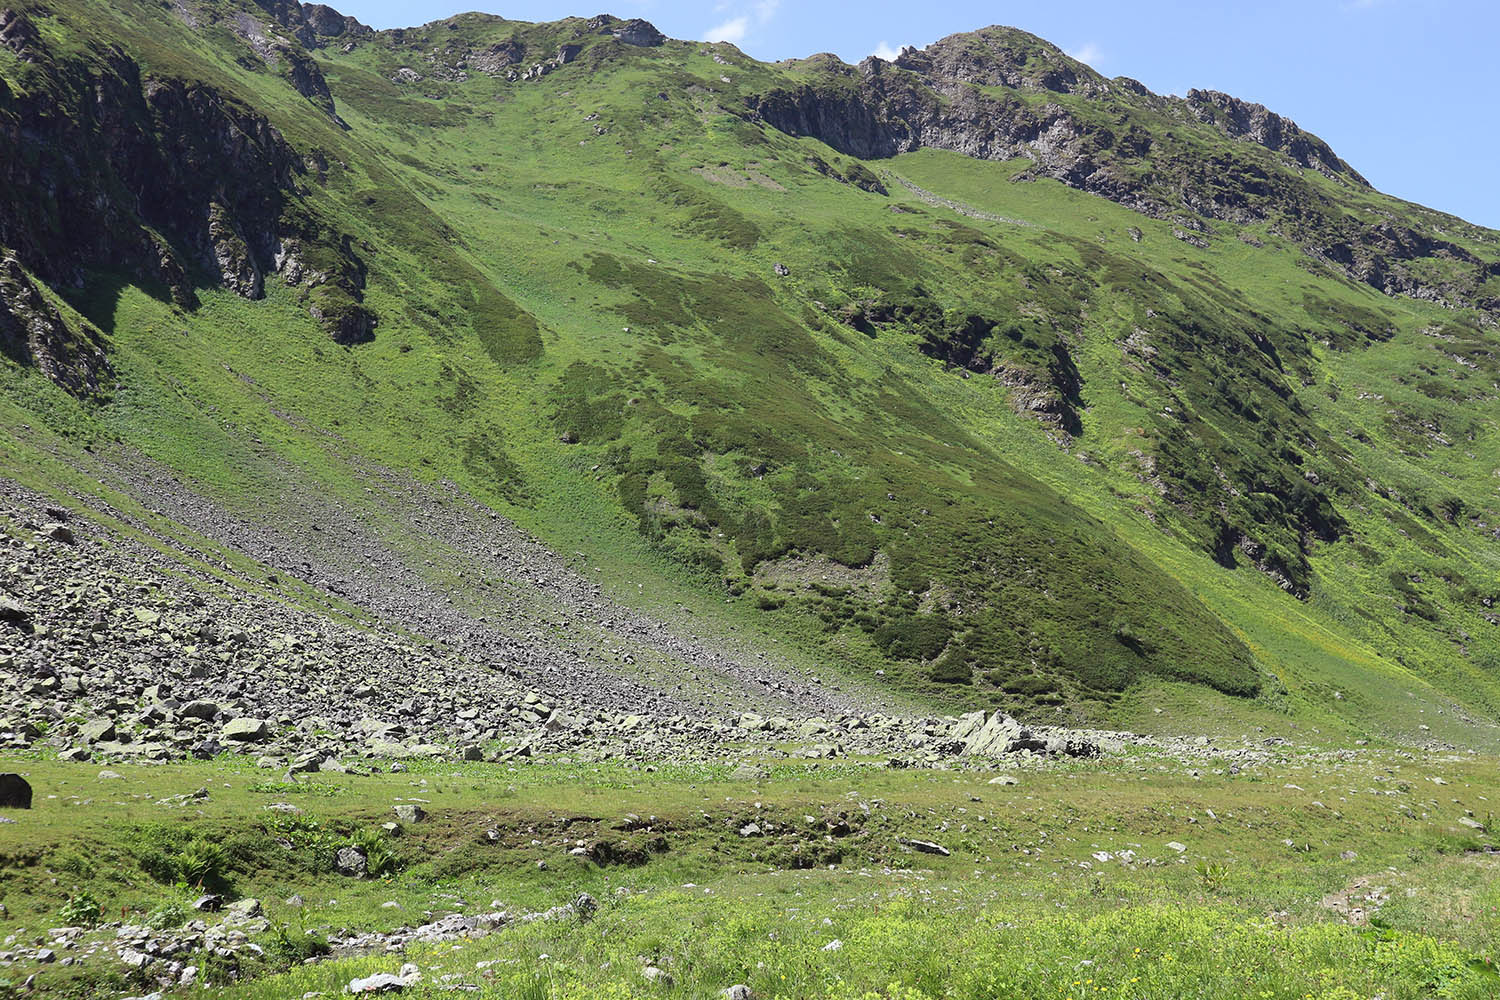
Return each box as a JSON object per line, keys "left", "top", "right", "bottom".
{"left": 609, "top": 17, "right": 665, "bottom": 46}
{"left": 58, "top": 748, "right": 90, "bottom": 763}
{"left": 572, "top": 892, "right": 598, "bottom": 919}
{"left": 0, "top": 773, "right": 31, "bottom": 809}
{"left": 642, "top": 966, "right": 672, "bottom": 985}
{"left": 961, "top": 711, "right": 1022, "bottom": 756}
{"left": 41, "top": 522, "right": 74, "bottom": 544}
{"left": 222, "top": 898, "right": 262, "bottom": 921}
{"left": 180, "top": 700, "right": 221, "bottom": 721}
{"left": 394, "top": 804, "right": 425, "bottom": 824}
{"left": 738, "top": 822, "right": 762, "bottom": 837}
{"left": 730, "top": 762, "right": 767, "bottom": 782}
{"left": 987, "top": 774, "right": 1018, "bottom": 785}
{"left": 79, "top": 719, "right": 117, "bottom": 743}
{"left": 1459, "top": 816, "right": 1487, "bottom": 832}
{"left": 773, "top": 262, "right": 790, "bottom": 276}
{"left": 192, "top": 894, "right": 224, "bottom": 912}
{"left": 221, "top": 718, "right": 270, "bottom": 742}
{"left": 288, "top": 751, "right": 324, "bottom": 774}
{"left": 335, "top": 845, "right": 368, "bottom": 878}
{"left": 725, "top": 986, "right": 755, "bottom": 1000}
{"left": 0, "top": 596, "right": 30, "bottom": 627}
{"left": 346, "top": 971, "right": 411, "bottom": 993}
{"left": 1166, "top": 842, "right": 1187, "bottom": 853}
{"left": 901, "top": 838, "right": 950, "bottom": 857}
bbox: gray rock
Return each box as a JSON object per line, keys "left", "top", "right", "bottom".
{"left": 221, "top": 718, "right": 269, "bottom": 742}
{"left": 0, "top": 595, "right": 30, "bottom": 627}
{"left": 180, "top": 700, "right": 221, "bottom": 721}
{"left": 346, "top": 971, "right": 410, "bottom": 993}
{"left": 41, "top": 522, "right": 74, "bottom": 544}
{"left": 609, "top": 18, "right": 665, "bottom": 46}
{"left": 0, "top": 773, "right": 31, "bottom": 809}
{"left": 394, "top": 803, "right": 426, "bottom": 824}
{"left": 572, "top": 892, "right": 598, "bottom": 919}
{"left": 730, "top": 763, "right": 767, "bottom": 782}
{"left": 725, "top": 986, "right": 755, "bottom": 1000}
{"left": 901, "top": 838, "right": 950, "bottom": 856}
{"left": 221, "top": 898, "right": 262, "bottom": 921}
{"left": 335, "top": 845, "right": 368, "bottom": 878}
{"left": 961, "top": 711, "right": 1021, "bottom": 756}
{"left": 80, "top": 719, "right": 117, "bottom": 743}
{"left": 192, "top": 894, "right": 223, "bottom": 912}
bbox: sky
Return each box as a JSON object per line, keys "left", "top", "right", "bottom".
{"left": 333, "top": 0, "right": 1499, "bottom": 229}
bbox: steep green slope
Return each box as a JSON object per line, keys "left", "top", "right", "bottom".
{"left": 2, "top": 0, "right": 1498, "bottom": 738}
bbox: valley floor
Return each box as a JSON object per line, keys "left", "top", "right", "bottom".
{"left": 2, "top": 745, "right": 1498, "bottom": 999}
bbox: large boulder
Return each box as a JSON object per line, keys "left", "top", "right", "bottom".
{"left": 960, "top": 711, "right": 1021, "bottom": 756}
{"left": 0, "top": 773, "right": 31, "bottom": 809}
{"left": 221, "top": 718, "right": 270, "bottom": 742}
{"left": 181, "top": 700, "right": 222, "bottom": 721}
{"left": 335, "top": 845, "right": 368, "bottom": 878}
{"left": 0, "top": 595, "right": 30, "bottom": 628}
{"left": 79, "top": 719, "right": 117, "bottom": 743}
{"left": 610, "top": 18, "right": 665, "bottom": 46}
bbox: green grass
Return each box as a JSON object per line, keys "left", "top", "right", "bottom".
{"left": 5, "top": 750, "right": 1500, "bottom": 997}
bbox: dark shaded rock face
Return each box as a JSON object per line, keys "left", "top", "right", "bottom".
{"left": 0, "top": 20, "right": 373, "bottom": 348}
{"left": 0, "top": 773, "right": 30, "bottom": 809}
{"left": 0, "top": 255, "right": 113, "bottom": 398}
{"left": 747, "top": 25, "right": 1494, "bottom": 311}
{"left": 300, "top": 2, "right": 370, "bottom": 42}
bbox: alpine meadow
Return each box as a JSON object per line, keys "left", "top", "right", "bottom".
{"left": 3, "top": 2, "right": 1500, "bottom": 997}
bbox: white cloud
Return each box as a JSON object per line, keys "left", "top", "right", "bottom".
{"left": 702, "top": 15, "right": 749, "bottom": 43}
{"left": 1068, "top": 42, "right": 1103, "bottom": 66}
{"left": 702, "top": 0, "right": 779, "bottom": 45}
{"left": 872, "top": 41, "right": 901, "bottom": 61}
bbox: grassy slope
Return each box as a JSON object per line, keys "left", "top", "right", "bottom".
{"left": 2, "top": 0, "right": 1500, "bottom": 742}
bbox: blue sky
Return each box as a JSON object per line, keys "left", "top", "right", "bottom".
{"left": 334, "top": 0, "right": 1498, "bottom": 228}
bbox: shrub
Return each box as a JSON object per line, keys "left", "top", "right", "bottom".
{"left": 145, "top": 901, "right": 186, "bottom": 930}
{"left": 59, "top": 892, "right": 102, "bottom": 928}
{"left": 176, "top": 838, "right": 229, "bottom": 890}
{"left": 349, "top": 828, "right": 398, "bottom": 878}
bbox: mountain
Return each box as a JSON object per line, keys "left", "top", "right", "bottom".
{"left": 3, "top": 0, "right": 1500, "bottom": 747}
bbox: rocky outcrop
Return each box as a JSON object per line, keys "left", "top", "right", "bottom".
{"left": 0, "top": 26, "right": 373, "bottom": 343}
{"left": 251, "top": 0, "right": 369, "bottom": 48}
{"left": 1186, "top": 89, "right": 1364, "bottom": 182}
{"left": 747, "top": 26, "right": 1494, "bottom": 313}
{"left": 0, "top": 6, "right": 40, "bottom": 60}
{"left": 0, "top": 253, "right": 112, "bottom": 398}
{"left": 606, "top": 17, "right": 666, "bottom": 47}
{"left": 229, "top": 7, "right": 342, "bottom": 119}
{"left": 300, "top": 2, "right": 370, "bottom": 43}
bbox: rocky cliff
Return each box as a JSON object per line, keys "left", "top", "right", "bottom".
{"left": 0, "top": 3, "right": 375, "bottom": 380}
{"left": 749, "top": 27, "right": 1497, "bottom": 313}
